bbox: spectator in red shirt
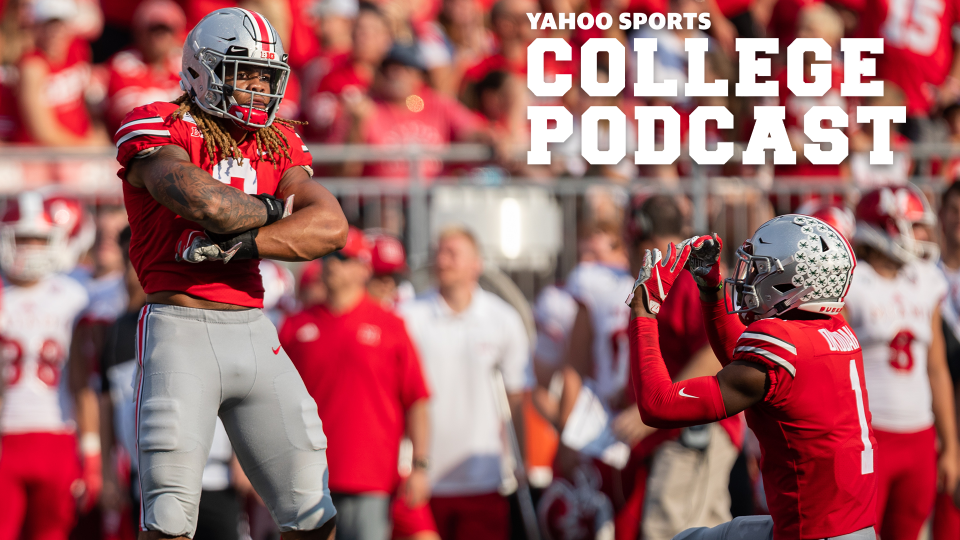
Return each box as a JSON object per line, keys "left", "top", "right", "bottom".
{"left": 279, "top": 227, "right": 432, "bottom": 540}
{"left": 303, "top": 2, "right": 393, "bottom": 141}
{"left": 16, "top": 0, "right": 107, "bottom": 146}
{"left": 297, "top": 259, "right": 327, "bottom": 309}
{"left": 418, "top": 0, "right": 492, "bottom": 96}
{"left": 311, "top": 0, "right": 357, "bottom": 61}
{"left": 341, "top": 42, "right": 489, "bottom": 180}
{"left": 857, "top": 0, "right": 960, "bottom": 135}
{"left": 461, "top": 0, "right": 539, "bottom": 90}
{"left": 101, "top": 0, "right": 185, "bottom": 135}
{"left": 367, "top": 231, "right": 414, "bottom": 309}
{"left": 773, "top": 2, "right": 847, "bottom": 181}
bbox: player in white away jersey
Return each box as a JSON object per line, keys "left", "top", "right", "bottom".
{"left": 845, "top": 186, "right": 959, "bottom": 540}
{"left": 0, "top": 192, "right": 93, "bottom": 540}
{"left": 564, "top": 221, "right": 635, "bottom": 405}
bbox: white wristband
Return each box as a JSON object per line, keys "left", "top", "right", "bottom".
{"left": 80, "top": 433, "right": 101, "bottom": 456}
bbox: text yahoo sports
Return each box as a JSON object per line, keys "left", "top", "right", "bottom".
{"left": 527, "top": 11, "right": 712, "bottom": 32}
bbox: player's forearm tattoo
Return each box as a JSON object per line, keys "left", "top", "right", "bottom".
{"left": 151, "top": 160, "right": 267, "bottom": 234}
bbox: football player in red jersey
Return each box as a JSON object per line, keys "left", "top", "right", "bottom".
{"left": 628, "top": 215, "right": 878, "bottom": 540}
{"left": 112, "top": 8, "right": 346, "bottom": 540}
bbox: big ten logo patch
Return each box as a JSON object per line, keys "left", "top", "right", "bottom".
{"left": 190, "top": 126, "right": 202, "bottom": 138}
{"left": 357, "top": 324, "right": 381, "bottom": 346}
{"left": 212, "top": 158, "right": 258, "bottom": 194}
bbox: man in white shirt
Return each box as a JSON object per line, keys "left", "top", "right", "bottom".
{"left": 401, "top": 226, "right": 532, "bottom": 540}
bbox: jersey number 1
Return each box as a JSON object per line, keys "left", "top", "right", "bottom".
{"left": 850, "top": 360, "right": 874, "bottom": 475}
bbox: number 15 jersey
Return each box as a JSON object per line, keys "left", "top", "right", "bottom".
{"left": 844, "top": 260, "right": 946, "bottom": 432}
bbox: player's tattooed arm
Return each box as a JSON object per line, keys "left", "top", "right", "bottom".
{"left": 126, "top": 146, "right": 268, "bottom": 235}
{"left": 253, "top": 165, "right": 348, "bottom": 261}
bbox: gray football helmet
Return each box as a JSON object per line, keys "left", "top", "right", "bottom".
{"left": 727, "top": 214, "right": 856, "bottom": 322}
{"left": 180, "top": 8, "right": 290, "bottom": 130}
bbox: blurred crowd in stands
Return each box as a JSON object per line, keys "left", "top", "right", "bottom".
{"left": 2, "top": 0, "right": 959, "bottom": 187}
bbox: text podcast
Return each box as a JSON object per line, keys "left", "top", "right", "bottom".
{"left": 525, "top": 34, "right": 904, "bottom": 168}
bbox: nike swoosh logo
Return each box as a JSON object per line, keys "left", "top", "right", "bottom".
{"left": 679, "top": 388, "right": 699, "bottom": 399}
{"left": 272, "top": 346, "right": 281, "bottom": 355}
{"left": 758, "top": 238, "right": 771, "bottom": 244}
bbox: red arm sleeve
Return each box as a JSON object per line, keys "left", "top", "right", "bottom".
{"left": 701, "top": 297, "right": 746, "bottom": 367}
{"left": 630, "top": 317, "right": 729, "bottom": 429}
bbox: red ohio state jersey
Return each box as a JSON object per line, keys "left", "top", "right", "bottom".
{"left": 858, "top": 0, "right": 960, "bottom": 115}
{"left": 115, "top": 101, "right": 313, "bottom": 308}
{"left": 734, "top": 316, "right": 877, "bottom": 539}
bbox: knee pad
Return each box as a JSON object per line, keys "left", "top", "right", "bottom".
{"left": 146, "top": 493, "right": 191, "bottom": 537}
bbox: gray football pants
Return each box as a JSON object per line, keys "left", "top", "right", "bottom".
{"left": 135, "top": 304, "right": 336, "bottom": 537}
{"left": 674, "top": 517, "right": 877, "bottom": 540}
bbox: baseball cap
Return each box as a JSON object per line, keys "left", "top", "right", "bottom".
{"left": 382, "top": 43, "right": 427, "bottom": 72}
{"left": 32, "top": 0, "right": 77, "bottom": 23}
{"left": 298, "top": 259, "right": 323, "bottom": 290}
{"left": 370, "top": 233, "right": 407, "bottom": 275}
{"left": 133, "top": 0, "right": 186, "bottom": 32}
{"left": 311, "top": 0, "right": 359, "bottom": 18}
{"left": 330, "top": 226, "right": 372, "bottom": 263}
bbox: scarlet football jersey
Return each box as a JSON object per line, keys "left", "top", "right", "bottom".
{"left": 115, "top": 101, "right": 313, "bottom": 308}
{"left": 733, "top": 315, "right": 877, "bottom": 539}
{"left": 858, "top": 0, "right": 960, "bottom": 115}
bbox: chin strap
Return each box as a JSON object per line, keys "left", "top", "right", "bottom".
{"left": 227, "top": 103, "right": 270, "bottom": 130}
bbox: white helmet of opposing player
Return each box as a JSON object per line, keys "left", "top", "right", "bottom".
{"left": 727, "top": 214, "right": 857, "bottom": 322}
{"left": 0, "top": 192, "right": 69, "bottom": 282}
{"left": 180, "top": 7, "right": 290, "bottom": 129}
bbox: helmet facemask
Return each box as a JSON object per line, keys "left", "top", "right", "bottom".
{"left": 0, "top": 231, "right": 65, "bottom": 282}
{"left": 190, "top": 48, "right": 289, "bottom": 130}
{"left": 726, "top": 243, "right": 811, "bottom": 323}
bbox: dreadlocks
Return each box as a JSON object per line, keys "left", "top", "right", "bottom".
{"left": 171, "top": 94, "right": 306, "bottom": 167}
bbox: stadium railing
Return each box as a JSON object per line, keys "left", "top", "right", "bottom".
{"left": 0, "top": 143, "right": 950, "bottom": 300}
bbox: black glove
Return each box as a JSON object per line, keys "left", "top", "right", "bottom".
{"left": 255, "top": 193, "right": 285, "bottom": 226}
{"left": 207, "top": 229, "right": 260, "bottom": 262}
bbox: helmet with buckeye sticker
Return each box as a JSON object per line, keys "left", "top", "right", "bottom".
{"left": 727, "top": 214, "right": 857, "bottom": 324}
{"left": 180, "top": 7, "right": 290, "bottom": 130}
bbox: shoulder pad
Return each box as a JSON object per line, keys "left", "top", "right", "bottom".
{"left": 734, "top": 318, "right": 798, "bottom": 377}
